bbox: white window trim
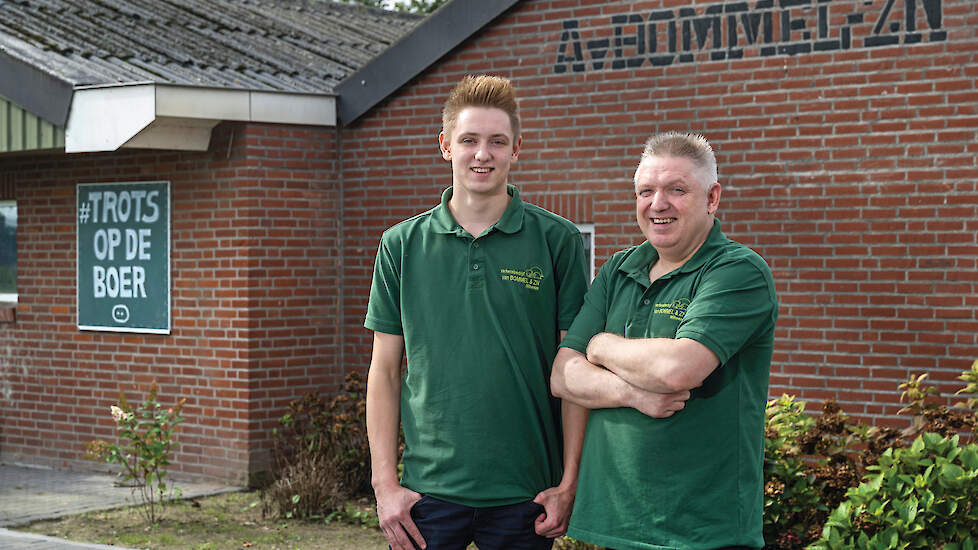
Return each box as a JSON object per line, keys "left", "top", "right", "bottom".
{"left": 577, "top": 223, "right": 595, "bottom": 282}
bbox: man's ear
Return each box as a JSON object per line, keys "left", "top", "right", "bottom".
{"left": 438, "top": 131, "right": 451, "bottom": 161}
{"left": 707, "top": 182, "right": 722, "bottom": 215}
{"left": 511, "top": 136, "right": 522, "bottom": 160}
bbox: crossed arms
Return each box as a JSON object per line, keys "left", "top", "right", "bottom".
{"left": 550, "top": 333, "right": 720, "bottom": 418}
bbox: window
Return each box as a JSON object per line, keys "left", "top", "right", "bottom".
{"left": 0, "top": 200, "right": 15, "bottom": 304}
{"left": 577, "top": 223, "right": 595, "bottom": 282}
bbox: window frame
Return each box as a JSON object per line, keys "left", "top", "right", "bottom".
{"left": 576, "top": 222, "right": 595, "bottom": 283}
{"left": 0, "top": 199, "right": 16, "bottom": 304}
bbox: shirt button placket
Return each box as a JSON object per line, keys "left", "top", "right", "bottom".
{"left": 469, "top": 238, "right": 485, "bottom": 290}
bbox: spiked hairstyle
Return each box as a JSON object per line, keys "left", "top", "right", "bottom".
{"left": 442, "top": 74, "right": 520, "bottom": 140}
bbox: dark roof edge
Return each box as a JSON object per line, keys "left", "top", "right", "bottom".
{"left": 0, "top": 52, "right": 73, "bottom": 126}
{"left": 335, "top": 0, "right": 521, "bottom": 125}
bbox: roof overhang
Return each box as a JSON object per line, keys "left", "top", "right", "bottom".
{"left": 0, "top": 50, "right": 73, "bottom": 126}
{"left": 66, "top": 83, "right": 336, "bottom": 153}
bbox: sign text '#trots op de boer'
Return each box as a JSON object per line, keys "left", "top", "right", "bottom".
{"left": 76, "top": 181, "right": 170, "bottom": 334}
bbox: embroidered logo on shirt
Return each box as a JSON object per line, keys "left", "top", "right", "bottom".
{"left": 500, "top": 265, "right": 545, "bottom": 291}
{"left": 654, "top": 298, "right": 690, "bottom": 321}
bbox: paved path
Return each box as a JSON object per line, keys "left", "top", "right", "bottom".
{"left": 0, "top": 463, "right": 240, "bottom": 550}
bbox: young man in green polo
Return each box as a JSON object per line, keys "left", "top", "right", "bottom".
{"left": 552, "top": 132, "right": 779, "bottom": 550}
{"left": 364, "top": 75, "right": 589, "bottom": 550}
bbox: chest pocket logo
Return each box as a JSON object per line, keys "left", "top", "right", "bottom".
{"left": 654, "top": 298, "right": 690, "bottom": 321}
{"left": 500, "top": 265, "right": 545, "bottom": 291}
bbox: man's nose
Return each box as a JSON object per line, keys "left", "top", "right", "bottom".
{"left": 649, "top": 191, "right": 668, "bottom": 210}
{"left": 474, "top": 143, "right": 491, "bottom": 161}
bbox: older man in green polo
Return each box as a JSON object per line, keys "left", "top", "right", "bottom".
{"left": 552, "top": 132, "right": 779, "bottom": 550}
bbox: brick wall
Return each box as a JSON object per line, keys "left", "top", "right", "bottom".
{"left": 0, "top": 122, "right": 343, "bottom": 482}
{"left": 341, "top": 0, "right": 978, "bottom": 427}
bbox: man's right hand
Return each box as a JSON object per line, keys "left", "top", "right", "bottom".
{"left": 625, "top": 385, "right": 691, "bottom": 418}
{"left": 375, "top": 482, "right": 426, "bottom": 550}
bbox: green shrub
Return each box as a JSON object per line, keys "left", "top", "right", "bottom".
{"left": 762, "top": 396, "right": 902, "bottom": 549}
{"left": 763, "top": 396, "right": 821, "bottom": 548}
{"left": 811, "top": 433, "right": 978, "bottom": 549}
{"left": 264, "top": 373, "right": 370, "bottom": 520}
{"left": 899, "top": 370, "right": 977, "bottom": 442}
{"left": 84, "top": 382, "right": 186, "bottom": 524}
{"left": 956, "top": 360, "right": 978, "bottom": 414}
{"left": 804, "top": 362, "right": 978, "bottom": 550}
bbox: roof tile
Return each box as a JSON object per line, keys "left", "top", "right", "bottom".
{"left": 0, "top": 0, "right": 422, "bottom": 93}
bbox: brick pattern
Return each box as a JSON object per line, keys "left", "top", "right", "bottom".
{"left": 0, "top": 122, "right": 342, "bottom": 482}
{"left": 341, "top": 0, "right": 978, "bottom": 428}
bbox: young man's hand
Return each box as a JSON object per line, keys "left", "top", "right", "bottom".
{"left": 532, "top": 483, "right": 575, "bottom": 538}
{"left": 375, "top": 482, "right": 426, "bottom": 550}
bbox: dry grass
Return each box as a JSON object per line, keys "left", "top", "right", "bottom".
{"left": 14, "top": 490, "right": 388, "bottom": 550}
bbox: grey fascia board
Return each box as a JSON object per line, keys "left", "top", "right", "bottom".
{"left": 0, "top": 51, "right": 73, "bottom": 126}
{"left": 336, "top": 0, "right": 521, "bottom": 125}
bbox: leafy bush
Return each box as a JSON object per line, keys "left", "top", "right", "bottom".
{"left": 811, "top": 433, "right": 978, "bottom": 549}
{"left": 763, "top": 396, "right": 903, "bottom": 549}
{"left": 763, "top": 396, "right": 821, "bottom": 548}
{"left": 797, "top": 361, "right": 978, "bottom": 550}
{"left": 899, "top": 371, "right": 977, "bottom": 441}
{"left": 762, "top": 360, "right": 978, "bottom": 549}
{"left": 956, "top": 360, "right": 978, "bottom": 413}
{"left": 264, "top": 372, "right": 370, "bottom": 520}
{"left": 84, "top": 381, "right": 186, "bottom": 524}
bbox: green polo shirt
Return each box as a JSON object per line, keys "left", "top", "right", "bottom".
{"left": 365, "top": 184, "right": 588, "bottom": 507}
{"left": 562, "top": 220, "right": 777, "bottom": 550}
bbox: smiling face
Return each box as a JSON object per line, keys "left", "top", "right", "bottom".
{"left": 634, "top": 154, "right": 721, "bottom": 264}
{"left": 439, "top": 106, "right": 520, "bottom": 199}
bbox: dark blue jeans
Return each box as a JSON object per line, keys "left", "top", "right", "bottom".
{"left": 407, "top": 494, "right": 552, "bottom": 550}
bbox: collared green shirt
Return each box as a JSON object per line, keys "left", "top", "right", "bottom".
{"left": 365, "top": 184, "right": 588, "bottom": 507}
{"left": 563, "top": 220, "right": 778, "bottom": 550}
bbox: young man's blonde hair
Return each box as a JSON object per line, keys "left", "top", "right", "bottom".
{"left": 638, "top": 132, "right": 718, "bottom": 190}
{"left": 442, "top": 74, "right": 521, "bottom": 140}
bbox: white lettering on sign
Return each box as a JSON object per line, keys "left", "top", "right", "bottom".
{"left": 93, "top": 228, "right": 122, "bottom": 261}
{"left": 125, "top": 229, "right": 152, "bottom": 260}
{"left": 93, "top": 265, "right": 147, "bottom": 298}
{"left": 85, "top": 190, "right": 160, "bottom": 224}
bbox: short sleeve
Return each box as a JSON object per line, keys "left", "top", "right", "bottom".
{"left": 364, "top": 234, "right": 404, "bottom": 335}
{"left": 554, "top": 228, "right": 589, "bottom": 330}
{"left": 675, "top": 255, "right": 777, "bottom": 364}
{"left": 560, "top": 256, "right": 615, "bottom": 353}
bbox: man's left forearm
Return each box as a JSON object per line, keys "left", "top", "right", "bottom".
{"left": 585, "top": 333, "right": 719, "bottom": 393}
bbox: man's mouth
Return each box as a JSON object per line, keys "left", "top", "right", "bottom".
{"left": 651, "top": 217, "right": 675, "bottom": 225}
{"left": 471, "top": 167, "right": 493, "bottom": 174}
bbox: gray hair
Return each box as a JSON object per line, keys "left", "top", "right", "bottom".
{"left": 636, "top": 132, "right": 718, "bottom": 190}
